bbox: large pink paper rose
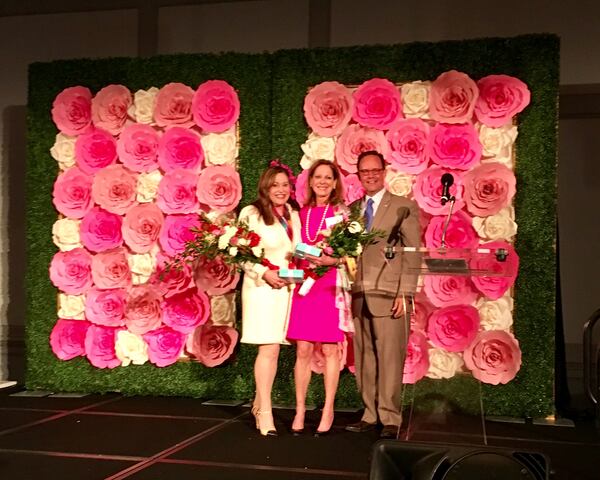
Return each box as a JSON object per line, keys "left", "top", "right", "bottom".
{"left": 196, "top": 165, "right": 242, "bottom": 213}
{"left": 304, "top": 81, "right": 353, "bottom": 137}
{"left": 49, "top": 248, "right": 93, "bottom": 294}
{"left": 352, "top": 78, "right": 402, "bottom": 130}
{"left": 144, "top": 325, "right": 186, "bottom": 367}
{"left": 80, "top": 207, "right": 123, "bottom": 253}
{"left": 192, "top": 80, "right": 240, "bottom": 133}
{"left": 125, "top": 284, "right": 163, "bottom": 334}
{"left": 427, "top": 123, "right": 482, "bottom": 170}
{"left": 186, "top": 323, "right": 238, "bottom": 367}
{"left": 158, "top": 127, "right": 204, "bottom": 172}
{"left": 194, "top": 255, "right": 240, "bottom": 296}
{"left": 51, "top": 86, "right": 93, "bottom": 136}
{"left": 52, "top": 167, "right": 94, "bottom": 219}
{"left": 413, "top": 166, "right": 465, "bottom": 215}
{"left": 295, "top": 169, "right": 310, "bottom": 207}
{"left": 159, "top": 214, "right": 201, "bottom": 256}
{"left": 75, "top": 128, "right": 117, "bottom": 174}
{"left": 402, "top": 331, "right": 430, "bottom": 384}
{"left": 91, "top": 84, "right": 132, "bottom": 135}
{"left": 92, "top": 165, "right": 138, "bottom": 215}
{"left": 91, "top": 247, "right": 131, "bottom": 290}
{"left": 162, "top": 288, "right": 210, "bottom": 334}
{"left": 463, "top": 163, "right": 516, "bottom": 217}
{"left": 50, "top": 319, "right": 91, "bottom": 360}
{"left": 151, "top": 254, "right": 195, "bottom": 298}
{"left": 122, "top": 203, "right": 164, "bottom": 253}
{"left": 464, "top": 330, "right": 521, "bottom": 384}
{"left": 429, "top": 70, "right": 478, "bottom": 124}
{"left": 423, "top": 275, "right": 479, "bottom": 308}
{"left": 341, "top": 173, "right": 365, "bottom": 206}
{"left": 386, "top": 118, "right": 430, "bottom": 174}
{"left": 470, "top": 241, "right": 519, "bottom": 300}
{"left": 85, "top": 288, "right": 127, "bottom": 327}
{"left": 335, "top": 124, "right": 389, "bottom": 174}
{"left": 117, "top": 124, "right": 160, "bottom": 172}
{"left": 410, "top": 291, "right": 435, "bottom": 332}
{"left": 85, "top": 324, "right": 123, "bottom": 368}
{"left": 427, "top": 304, "right": 480, "bottom": 352}
{"left": 154, "top": 82, "right": 195, "bottom": 128}
{"left": 157, "top": 169, "right": 199, "bottom": 214}
{"left": 475, "top": 75, "right": 531, "bottom": 127}
{"left": 425, "top": 210, "right": 479, "bottom": 249}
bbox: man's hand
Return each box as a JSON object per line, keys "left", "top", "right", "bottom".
{"left": 391, "top": 297, "right": 406, "bottom": 318}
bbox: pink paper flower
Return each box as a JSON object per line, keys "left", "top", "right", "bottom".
{"left": 157, "top": 169, "right": 199, "bottom": 214}
{"left": 304, "top": 81, "right": 353, "bottom": 137}
{"left": 92, "top": 165, "right": 138, "bottom": 215}
{"left": 295, "top": 169, "right": 310, "bottom": 207}
{"left": 352, "top": 78, "right": 403, "bottom": 130}
{"left": 122, "top": 203, "right": 164, "bottom": 253}
{"left": 386, "top": 118, "right": 430, "bottom": 174}
{"left": 470, "top": 241, "right": 519, "bottom": 300}
{"left": 91, "top": 84, "right": 132, "bottom": 135}
{"left": 341, "top": 173, "right": 365, "bottom": 206}
{"left": 125, "top": 284, "right": 163, "bottom": 334}
{"left": 51, "top": 86, "right": 93, "bottom": 136}
{"left": 424, "top": 210, "right": 479, "bottom": 250}
{"left": 75, "top": 128, "right": 117, "bottom": 174}
{"left": 85, "top": 324, "right": 123, "bottom": 368}
{"left": 162, "top": 288, "right": 210, "bottom": 334}
{"left": 158, "top": 127, "right": 204, "bottom": 172}
{"left": 154, "top": 82, "right": 195, "bottom": 128}
{"left": 151, "top": 254, "right": 195, "bottom": 298}
{"left": 410, "top": 291, "right": 435, "bottom": 332}
{"left": 144, "top": 325, "right": 186, "bottom": 367}
{"left": 192, "top": 80, "right": 240, "bottom": 133}
{"left": 196, "top": 165, "right": 242, "bottom": 213}
{"left": 85, "top": 288, "right": 127, "bottom": 327}
{"left": 52, "top": 167, "right": 94, "bottom": 219}
{"left": 91, "top": 247, "right": 131, "bottom": 290}
{"left": 427, "top": 304, "right": 480, "bottom": 352}
{"left": 50, "top": 319, "right": 91, "bottom": 360}
{"left": 464, "top": 330, "right": 522, "bottom": 384}
{"left": 194, "top": 255, "right": 240, "bottom": 296}
{"left": 186, "top": 323, "right": 239, "bottom": 367}
{"left": 402, "top": 331, "right": 430, "bottom": 384}
{"left": 49, "top": 248, "right": 93, "bottom": 295}
{"left": 429, "top": 70, "right": 479, "bottom": 124}
{"left": 463, "top": 162, "right": 516, "bottom": 217}
{"left": 423, "top": 275, "right": 479, "bottom": 308}
{"left": 159, "top": 214, "right": 201, "bottom": 256}
{"left": 80, "top": 207, "right": 123, "bottom": 253}
{"left": 117, "top": 124, "right": 160, "bottom": 172}
{"left": 427, "top": 123, "right": 482, "bottom": 170}
{"left": 413, "top": 166, "right": 465, "bottom": 215}
{"left": 335, "top": 124, "right": 389, "bottom": 174}
{"left": 475, "top": 75, "right": 531, "bottom": 127}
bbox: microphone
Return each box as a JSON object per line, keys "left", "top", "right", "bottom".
{"left": 440, "top": 173, "right": 454, "bottom": 205}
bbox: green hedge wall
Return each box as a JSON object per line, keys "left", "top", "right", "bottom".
{"left": 26, "top": 34, "right": 558, "bottom": 417}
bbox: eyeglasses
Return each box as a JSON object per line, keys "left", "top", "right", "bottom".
{"left": 357, "top": 168, "right": 384, "bottom": 176}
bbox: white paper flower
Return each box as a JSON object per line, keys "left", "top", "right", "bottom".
{"left": 210, "top": 293, "right": 237, "bottom": 327}
{"left": 136, "top": 170, "right": 163, "bottom": 203}
{"left": 52, "top": 218, "right": 82, "bottom": 251}
{"left": 50, "top": 133, "right": 77, "bottom": 170}
{"left": 478, "top": 123, "right": 518, "bottom": 167}
{"left": 385, "top": 167, "right": 414, "bottom": 197}
{"left": 58, "top": 293, "right": 86, "bottom": 319}
{"left": 128, "top": 87, "right": 159, "bottom": 125}
{"left": 426, "top": 347, "right": 464, "bottom": 379}
{"left": 201, "top": 130, "right": 238, "bottom": 166}
{"left": 300, "top": 133, "right": 336, "bottom": 170}
{"left": 476, "top": 295, "right": 514, "bottom": 331}
{"left": 401, "top": 81, "right": 431, "bottom": 118}
{"left": 115, "top": 330, "right": 149, "bottom": 366}
{"left": 128, "top": 250, "right": 157, "bottom": 285}
{"left": 472, "top": 207, "right": 517, "bottom": 241}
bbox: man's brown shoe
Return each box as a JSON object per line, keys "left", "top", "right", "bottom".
{"left": 345, "top": 420, "right": 376, "bottom": 433}
{"left": 380, "top": 424, "right": 400, "bottom": 439}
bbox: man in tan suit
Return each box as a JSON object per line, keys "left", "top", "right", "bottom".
{"left": 346, "top": 151, "right": 421, "bottom": 439}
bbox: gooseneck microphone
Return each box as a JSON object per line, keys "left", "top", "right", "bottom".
{"left": 440, "top": 173, "right": 454, "bottom": 206}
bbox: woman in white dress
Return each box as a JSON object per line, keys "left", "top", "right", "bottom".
{"left": 239, "top": 163, "right": 300, "bottom": 436}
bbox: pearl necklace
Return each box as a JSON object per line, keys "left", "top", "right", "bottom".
{"left": 305, "top": 204, "right": 329, "bottom": 243}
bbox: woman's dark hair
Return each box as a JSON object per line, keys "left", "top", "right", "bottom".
{"left": 251, "top": 166, "right": 295, "bottom": 225}
{"left": 305, "top": 159, "right": 344, "bottom": 206}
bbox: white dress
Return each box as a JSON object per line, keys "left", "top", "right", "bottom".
{"left": 239, "top": 204, "right": 301, "bottom": 345}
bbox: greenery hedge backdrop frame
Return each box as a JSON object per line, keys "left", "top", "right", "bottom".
{"left": 26, "top": 33, "right": 558, "bottom": 417}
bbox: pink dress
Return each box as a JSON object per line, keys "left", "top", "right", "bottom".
{"left": 287, "top": 205, "right": 344, "bottom": 343}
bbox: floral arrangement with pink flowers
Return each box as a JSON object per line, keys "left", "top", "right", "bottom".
{"left": 49, "top": 80, "right": 242, "bottom": 369}
{"left": 301, "top": 71, "right": 529, "bottom": 384}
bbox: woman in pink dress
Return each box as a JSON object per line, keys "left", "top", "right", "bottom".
{"left": 287, "top": 159, "right": 346, "bottom": 436}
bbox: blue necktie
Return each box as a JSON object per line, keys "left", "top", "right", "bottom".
{"left": 364, "top": 198, "right": 374, "bottom": 231}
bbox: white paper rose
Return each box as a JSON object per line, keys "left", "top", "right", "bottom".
{"left": 58, "top": 293, "right": 86, "bottom": 320}
{"left": 426, "top": 348, "right": 464, "bottom": 379}
{"left": 128, "top": 87, "right": 159, "bottom": 125}
{"left": 136, "top": 170, "right": 163, "bottom": 203}
{"left": 128, "top": 250, "right": 157, "bottom": 285}
{"left": 478, "top": 123, "right": 518, "bottom": 167}
{"left": 210, "top": 293, "right": 236, "bottom": 327}
{"left": 115, "top": 330, "right": 149, "bottom": 366}
{"left": 52, "top": 218, "right": 82, "bottom": 251}
{"left": 201, "top": 130, "right": 238, "bottom": 166}
{"left": 300, "top": 133, "right": 336, "bottom": 170}
{"left": 50, "top": 133, "right": 77, "bottom": 170}
{"left": 401, "top": 81, "right": 431, "bottom": 118}
{"left": 472, "top": 207, "right": 517, "bottom": 241}
{"left": 385, "top": 168, "right": 414, "bottom": 197}
{"left": 476, "top": 295, "right": 514, "bottom": 331}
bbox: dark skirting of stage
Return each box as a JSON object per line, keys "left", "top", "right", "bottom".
{"left": 0, "top": 386, "right": 597, "bottom": 480}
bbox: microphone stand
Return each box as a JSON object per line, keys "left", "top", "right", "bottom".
{"left": 440, "top": 196, "right": 456, "bottom": 249}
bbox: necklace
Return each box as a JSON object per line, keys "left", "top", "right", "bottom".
{"left": 305, "top": 204, "right": 329, "bottom": 243}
